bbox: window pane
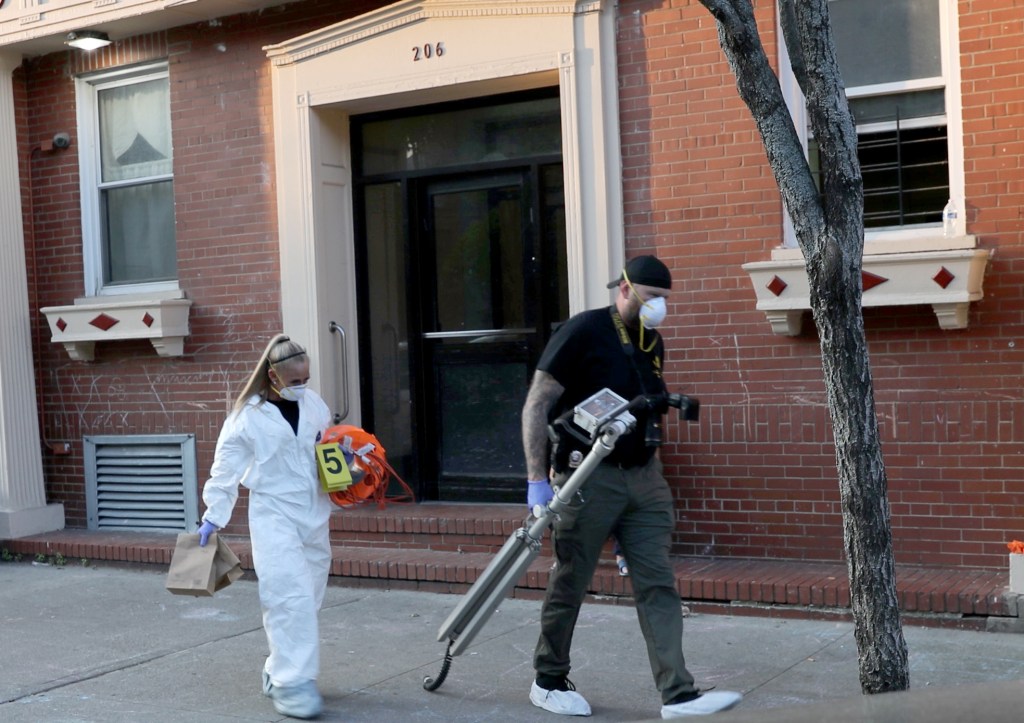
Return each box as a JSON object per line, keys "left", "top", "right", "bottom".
{"left": 103, "top": 181, "right": 177, "bottom": 284}
{"left": 364, "top": 182, "right": 414, "bottom": 469}
{"left": 541, "top": 164, "right": 569, "bottom": 325}
{"left": 98, "top": 77, "right": 172, "bottom": 182}
{"left": 432, "top": 181, "right": 523, "bottom": 332}
{"left": 860, "top": 126, "right": 949, "bottom": 228}
{"left": 361, "top": 96, "right": 561, "bottom": 175}
{"left": 439, "top": 361, "right": 527, "bottom": 477}
{"left": 829, "top": 0, "right": 941, "bottom": 87}
{"left": 808, "top": 124, "right": 949, "bottom": 229}
{"left": 850, "top": 90, "right": 946, "bottom": 125}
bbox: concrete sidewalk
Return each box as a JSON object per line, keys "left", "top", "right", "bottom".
{"left": 1, "top": 561, "right": 1022, "bottom": 722}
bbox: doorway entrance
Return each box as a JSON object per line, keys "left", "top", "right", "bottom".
{"left": 354, "top": 90, "right": 568, "bottom": 502}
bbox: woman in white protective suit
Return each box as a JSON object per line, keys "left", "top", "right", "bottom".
{"left": 197, "top": 334, "right": 333, "bottom": 719}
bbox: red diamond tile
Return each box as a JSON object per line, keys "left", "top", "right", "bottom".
{"left": 89, "top": 313, "right": 120, "bottom": 331}
{"left": 142, "top": 312, "right": 155, "bottom": 327}
{"left": 933, "top": 266, "right": 955, "bottom": 289}
{"left": 56, "top": 318, "right": 67, "bottom": 332}
{"left": 862, "top": 270, "right": 888, "bottom": 292}
{"left": 766, "top": 275, "right": 788, "bottom": 296}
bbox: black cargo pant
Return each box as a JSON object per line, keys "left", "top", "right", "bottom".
{"left": 533, "top": 455, "right": 698, "bottom": 703}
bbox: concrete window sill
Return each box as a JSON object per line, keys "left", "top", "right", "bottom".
{"left": 41, "top": 292, "right": 192, "bottom": 361}
{"left": 742, "top": 245, "right": 992, "bottom": 336}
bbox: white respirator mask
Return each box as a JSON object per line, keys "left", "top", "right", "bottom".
{"left": 639, "top": 296, "right": 667, "bottom": 329}
{"left": 277, "top": 384, "right": 307, "bottom": 402}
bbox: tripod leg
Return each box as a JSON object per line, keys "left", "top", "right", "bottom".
{"left": 449, "top": 542, "right": 539, "bottom": 656}
{"left": 436, "top": 528, "right": 537, "bottom": 643}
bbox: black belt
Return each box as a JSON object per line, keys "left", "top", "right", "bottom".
{"left": 602, "top": 456, "right": 650, "bottom": 470}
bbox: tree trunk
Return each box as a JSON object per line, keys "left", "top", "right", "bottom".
{"left": 698, "top": 0, "right": 909, "bottom": 693}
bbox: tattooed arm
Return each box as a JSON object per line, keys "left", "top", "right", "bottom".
{"left": 522, "top": 369, "right": 565, "bottom": 481}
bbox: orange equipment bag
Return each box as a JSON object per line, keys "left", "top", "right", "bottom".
{"left": 319, "top": 425, "right": 415, "bottom": 509}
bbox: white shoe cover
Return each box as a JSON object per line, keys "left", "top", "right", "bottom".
{"left": 530, "top": 681, "right": 592, "bottom": 716}
{"left": 661, "top": 690, "right": 742, "bottom": 717}
{"left": 270, "top": 679, "right": 323, "bottom": 719}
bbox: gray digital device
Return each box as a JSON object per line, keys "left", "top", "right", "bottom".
{"left": 573, "top": 388, "right": 635, "bottom": 437}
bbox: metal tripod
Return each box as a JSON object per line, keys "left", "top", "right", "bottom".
{"left": 422, "top": 401, "right": 635, "bottom": 691}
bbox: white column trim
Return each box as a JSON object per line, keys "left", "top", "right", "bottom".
{"left": 559, "top": 51, "right": 586, "bottom": 314}
{"left": 0, "top": 51, "right": 64, "bottom": 538}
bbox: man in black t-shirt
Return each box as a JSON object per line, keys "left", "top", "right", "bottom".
{"left": 535, "top": 299, "right": 666, "bottom": 471}
{"left": 522, "top": 255, "right": 741, "bottom": 719}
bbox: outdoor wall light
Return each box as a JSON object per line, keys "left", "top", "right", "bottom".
{"left": 65, "top": 30, "right": 112, "bottom": 51}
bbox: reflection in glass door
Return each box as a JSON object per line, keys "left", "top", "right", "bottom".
{"left": 363, "top": 181, "right": 413, "bottom": 487}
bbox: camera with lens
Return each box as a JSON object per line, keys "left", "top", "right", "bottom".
{"left": 643, "top": 392, "right": 700, "bottom": 447}
{"left": 669, "top": 393, "right": 700, "bottom": 422}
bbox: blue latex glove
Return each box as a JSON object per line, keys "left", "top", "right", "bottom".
{"left": 197, "top": 520, "right": 218, "bottom": 547}
{"left": 527, "top": 479, "right": 554, "bottom": 511}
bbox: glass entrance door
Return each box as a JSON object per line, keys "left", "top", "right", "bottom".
{"left": 420, "top": 173, "right": 534, "bottom": 501}
{"left": 355, "top": 90, "right": 566, "bottom": 503}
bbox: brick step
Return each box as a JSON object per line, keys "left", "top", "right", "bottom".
{"left": 327, "top": 502, "right": 542, "bottom": 556}
{"left": 4, "top": 528, "right": 1018, "bottom": 625}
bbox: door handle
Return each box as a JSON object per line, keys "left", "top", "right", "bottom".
{"left": 328, "top": 321, "right": 349, "bottom": 423}
{"left": 422, "top": 327, "right": 535, "bottom": 340}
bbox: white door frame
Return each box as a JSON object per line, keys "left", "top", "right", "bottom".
{"left": 266, "top": 0, "right": 624, "bottom": 424}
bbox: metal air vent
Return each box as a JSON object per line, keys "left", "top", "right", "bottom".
{"left": 84, "top": 434, "right": 198, "bottom": 531}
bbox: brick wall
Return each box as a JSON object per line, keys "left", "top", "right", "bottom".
{"left": 618, "top": 0, "right": 1024, "bottom": 568}
{"left": 20, "top": 1, "right": 377, "bottom": 532}
{"left": 19, "top": 0, "right": 1021, "bottom": 568}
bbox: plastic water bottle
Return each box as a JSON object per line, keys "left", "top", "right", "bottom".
{"left": 942, "top": 199, "right": 957, "bottom": 237}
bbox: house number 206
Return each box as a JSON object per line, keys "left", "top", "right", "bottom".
{"left": 412, "top": 42, "right": 445, "bottom": 61}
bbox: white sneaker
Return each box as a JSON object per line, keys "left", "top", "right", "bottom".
{"left": 530, "top": 680, "right": 592, "bottom": 716}
{"left": 661, "top": 690, "right": 742, "bottom": 717}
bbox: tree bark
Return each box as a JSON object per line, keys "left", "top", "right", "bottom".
{"left": 698, "top": 0, "right": 909, "bottom": 693}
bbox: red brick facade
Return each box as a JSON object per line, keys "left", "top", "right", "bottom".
{"left": 15, "top": 0, "right": 1023, "bottom": 568}
{"left": 618, "top": 0, "right": 1023, "bottom": 568}
{"left": 17, "top": 3, "right": 367, "bottom": 530}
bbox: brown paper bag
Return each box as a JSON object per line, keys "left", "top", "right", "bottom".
{"left": 213, "top": 535, "right": 243, "bottom": 591}
{"left": 165, "top": 532, "right": 218, "bottom": 596}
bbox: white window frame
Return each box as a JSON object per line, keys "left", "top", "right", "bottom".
{"left": 779, "top": 0, "right": 966, "bottom": 252}
{"left": 75, "top": 61, "right": 179, "bottom": 297}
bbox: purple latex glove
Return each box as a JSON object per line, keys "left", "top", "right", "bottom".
{"left": 197, "top": 520, "right": 218, "bottom": 547}
{"left": 527, "top": 479, "right": 554, "bottom": 511}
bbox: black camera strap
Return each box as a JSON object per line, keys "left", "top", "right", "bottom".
{"left": 610, "top": 306, "right": 635, "bottom": 355}
{"left": 610, "top": 307, "right": 665, "bottom": 397}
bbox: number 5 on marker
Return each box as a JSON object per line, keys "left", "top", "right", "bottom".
{"left": 316, "top": 442, "right": 353, "bottom": 492}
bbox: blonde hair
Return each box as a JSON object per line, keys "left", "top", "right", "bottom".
{"left": 232, "top": 334, "right": 309, "bottom": 413}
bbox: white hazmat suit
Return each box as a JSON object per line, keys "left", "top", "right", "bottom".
{"left": 202, "top": 392, "right": 334, "bottom": 688}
